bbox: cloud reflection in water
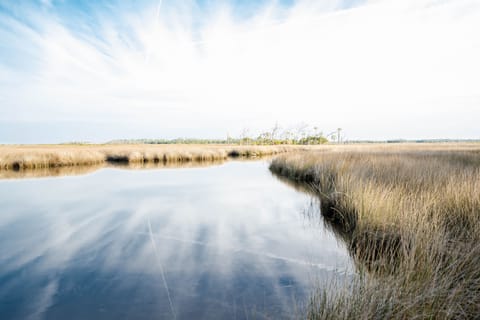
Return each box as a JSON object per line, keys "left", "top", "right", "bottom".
{"left": 0, "top": 161, "right": 352, "bottom": 319}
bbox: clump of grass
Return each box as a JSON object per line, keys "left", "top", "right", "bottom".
{"left": 270, "top": 144, "right": 480, "bottom": 319}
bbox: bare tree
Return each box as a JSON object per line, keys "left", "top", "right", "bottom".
{"left": 270, "top": 122, "right": 281, "bottom": 144}
{"left": 240, "top": 127, "right": 251, "bottom": 145}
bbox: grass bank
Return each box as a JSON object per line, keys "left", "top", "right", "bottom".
{"left": 270, "top": 143, "right": 480, "bottom": 319}
{"left": 0, "top": 144, "right": 307, "bottom": 171}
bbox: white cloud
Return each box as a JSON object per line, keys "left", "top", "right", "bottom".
{"left": 0, "top": 0, "right": 479, "bottom": 141}
{"left": 40, "top": 0, "right": 53, "bottom": 7}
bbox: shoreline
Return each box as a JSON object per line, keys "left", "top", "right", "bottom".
{"left": 2, "top": 142, "right": 478, "bottom": 171}
{"left": 0, "top": 144, "right": 310, "bottom": 171}
{"left": 269, "top": 144, "right": 480, "bottom": 319}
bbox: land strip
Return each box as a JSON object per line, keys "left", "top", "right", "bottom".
{"left": 0, "top": 144, "right": 310, "bottom": 171}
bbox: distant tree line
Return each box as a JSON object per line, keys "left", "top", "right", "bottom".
{"left": 235, "top": 123, "right": 330, "bottom": 145}
{"left": 106, "top": 135, "right": 480, "bottom": 146}
{"left": 108, "top": 123, "right": 337, "bottom": 145}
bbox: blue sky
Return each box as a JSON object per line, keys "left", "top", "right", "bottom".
{"left": 0, "top": 0, "right": 479, "bottom": 143}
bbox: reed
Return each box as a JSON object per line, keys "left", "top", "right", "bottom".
{"left": 0, "top": 144, "right": 307, "bottom": 171}
{"left": 270, "top": 143, "right": 480, "bottom": 319}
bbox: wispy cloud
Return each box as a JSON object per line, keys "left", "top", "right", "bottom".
{"left": 0, "top": 0, "right": 479, "bottom": 142}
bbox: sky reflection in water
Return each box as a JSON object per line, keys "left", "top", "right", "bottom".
{"left": 0, "top": 160, "right": 352, "bottom": 319}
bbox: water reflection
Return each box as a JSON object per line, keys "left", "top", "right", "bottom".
{"left": 0, "top": 161, "right": 352, "bottom": 319}
{"left": 0, "top": 161, "right": 226, "bottom": 180}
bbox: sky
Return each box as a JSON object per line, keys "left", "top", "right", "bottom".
{"left": 0, "top": 0, "right": 479, "bottom": 143}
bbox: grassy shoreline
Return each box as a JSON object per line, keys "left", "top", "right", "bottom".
{"left": 270, "top": 143, "right": 480, "bottom": 319}
{"left": 0, "top": 144, "right": 310, "bottom": 171}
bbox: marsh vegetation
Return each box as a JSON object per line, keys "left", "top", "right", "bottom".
{"left": 270, "top": 143, "right": 480, "bottom": 319}
{"left": 2, "top": 142, "right": 479, "bottom": 318}
{"left": 0, "top": 144, "right": 307, "bottom": 171}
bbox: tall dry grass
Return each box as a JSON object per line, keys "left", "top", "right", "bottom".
{"left": 0, "top": 144, "right": 306, "bottom": 171}
{"left": 270, "top": 144, "right": 480, "bottom": 319}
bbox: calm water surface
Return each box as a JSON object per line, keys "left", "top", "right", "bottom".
{"left": 0, "top": 160, "right": 352, "bottom": 319}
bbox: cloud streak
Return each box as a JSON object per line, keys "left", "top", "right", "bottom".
{"left": 0, "top": 0, "right": 479, "bottom": 142}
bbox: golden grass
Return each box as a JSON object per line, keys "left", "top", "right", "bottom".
{"left": 270, "top": 143, "right": 480, "bottom": 319}
{"left": 0, "top": 144, "right": 308, "bottom": 171}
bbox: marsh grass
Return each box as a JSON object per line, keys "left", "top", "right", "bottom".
{"left": 270, "top": 144, "right": 480, "bottom": 319}
{"left": 0, "top": 144, "right": 306, "bottom": 171}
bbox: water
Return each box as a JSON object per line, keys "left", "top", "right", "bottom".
{"left": 0, "top": 160, "right": 352, "bottom": 319}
